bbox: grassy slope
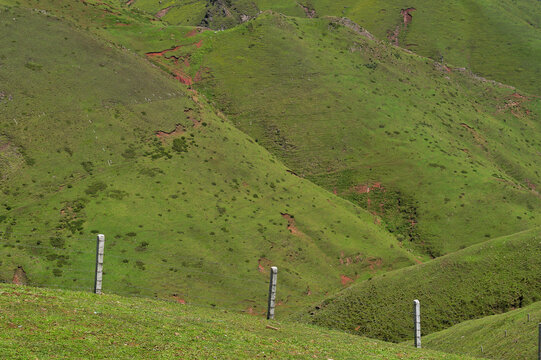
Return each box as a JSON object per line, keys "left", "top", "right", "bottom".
{"left": 0, "top": 5, "right": 418, "bottom": 314}
{"left": 268, "top": 0, "right": 541, "bottom": 95}
{"left": 299, "top": 228, "right": 541, "bottom": 344}
{"left": 14, "top": 0, "right": 541, "bottom": 253}
{"left": 420, "top": 301, "right": 541, "bottom": 360}
{"left": 188, "top": 13, "right": 541, "bottom": 256}
{"left": 0, "top": 284, "right": 479, "bottom": 359}
{"left": 130, "top": 0, "right": 541, "bottom": 95}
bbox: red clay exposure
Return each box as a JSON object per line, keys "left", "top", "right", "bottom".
{"left": 389, "top": 8, "right": 416, "bottom": 46}
{"left": 281, "top": 213, "right": 304, "bottom": 237}
{"left": 156, "top": 124, "right": 185, "bottom": 140}
{"left": 145, "top": 41, "right": 207, "bottom": 86}
{"left": 401, "top": 8, "right": 416, "bottom": 26}
{"left": 340, "top": 274, "right": 354, "bottom": 286}
{"left": 172, "top": 295, "right": 186, "bottom": 304}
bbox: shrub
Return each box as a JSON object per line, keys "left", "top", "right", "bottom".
{"left": 85, "top": 181, "right": 107, "bottom": 196}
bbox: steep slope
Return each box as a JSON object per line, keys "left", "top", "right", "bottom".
{"left": 188, "top": 13, "right": 541, "bottom": 256}
{"left": 0, "top": 6, "right": 417, "bottom": 313}
{"left": 127, "top": 0, "right": 541, "bottom": 94}
{"left": 421, "top": 300, "right": 541, "bottom": 360}
{"left": 300, "top": 228, "right": 541, "bottom": 343}
{"left": 13, "top": 0, "right": 541, "bottom": 259}
{"left": 0, "top": 284, "right": 479, "bottom": 359}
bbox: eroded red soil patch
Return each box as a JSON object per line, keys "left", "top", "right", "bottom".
{"left": 145, "top": 42, "right": 208, "bottom": 86}
{"left": 299, "top": 3, "right": 317, "bottom": 18}
{"left": 340, "top": 274, "right": 354, "bottom": 286}
{"left": 460, "top": 123, "right": 486, "bottom": 145}
{"left": 146, "top": 45, "right": 183, "bottom": 58}
{"left": 498, "top": 92, "right": 533, "bottom": 118}
{"left": 388, "top": 8, "right": 416, "bottom": 46}
{"left": 245, "top": 307, "right": 265, "bottom": 316}
{"left": 401, "top": 8, "right": 416, "bottom": 26}
{"left": 352, "top": 182, "right": 384, "bottom": 194}
{"left": 339, "top": 251, "right": 363, "bottom": 266}
{"left": 172, "top": 294, "right": 186, "bottom": 304}
{"left": 12, "top": 266, "right": 28, "bottom": 285}
{"left": 156, "top": 6, "right": 171, "bottom": 19}
{"left": 156, "top": 124, "right": 185, "bottom": 140}
{"left": 258, "top": 257, "right": 272, "bottom": 273}
{"left": 365, "top": 257, "right": 383, "bottom": 271}
{"left": 185, "top": 28, "right": 199, "bottom": 38}
{"left": 174, "top": 72, "right": 193, "bottom": 86}
{"left": 281, "top": 213, "right": 303, "bottom": 237}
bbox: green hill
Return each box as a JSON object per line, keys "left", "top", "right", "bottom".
{"left": 12, "top": 0, "right": 541, "bottom": 259}
{"left": 0, "top": 5, "right": 418, "bottom": 313}
{"left": 422, "top": 301, "right": 541, "bottom": 360}
{"left": 1, "top": 2, "right": 541, "bottom": 357}
{"left": 126, "top": 0, "right": 541, "bottom": 95}
{"left": 183, "top": 12, "right": 541, "bottom": 256}
{"left": 0, "top": 284, "right": 479, "bottom": 359}
{"left": 300, "top": 228, "right": 541, "bottom": 343}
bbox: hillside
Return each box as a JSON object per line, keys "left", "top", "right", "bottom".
{"left": 300, "top": 228, "right": 541, "bottom": 343}
{"left": 0, "top": 5, "right": 418, "bottom": 313}
{"left": 421, "top": 300, "right": 541, "bottom": 360}
{"left": 1, "top": 2, "right": 540, "bottom": 357}
{"left": 188, "top": 13, "right": 541, "bottom": 256}
{"left": 126, "top": 0, "right": 541, "bottom": 95}
{"left": 0, "top": 284, "right": 479, "bottom": 359}
{"left": 11, "top": 0, "right": 541, "bottom": 259}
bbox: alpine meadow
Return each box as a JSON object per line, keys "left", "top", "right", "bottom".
{"left": 0, "top": 0, "right": 539, "bottom": 359}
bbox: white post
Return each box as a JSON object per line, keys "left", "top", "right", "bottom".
{"left": 94, "top": 234, "right": 105, "bottom": 294}
{"left": 267, "top": 266, "right": 278, "bottom": 320}
{"left": 413, "top": 299, "right": 421, "bottom": 348}
{"left": 538, "top": 323, "right": 540, "bottom": 360}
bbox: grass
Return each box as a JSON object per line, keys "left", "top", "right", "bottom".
{"left": 299, "top": 228, "right": 541, "bottom": 344}
{"left": 11, "top": 0, "right": 541, "bottom": 259}
{"left": 189, "top": 12, "right": 541, "bottom": 256}
{"left": 127, "top": 0, "right": 541, "bottom": 95}
{"left": 0, "top": 2, "right": 540, "bottom": 359}
{"left": 0, "top": 283, "right": 480, "bottom": 359}
{"left": 0, "top": 4, "right": 418, "bottom": 315}
{"left": 421, "top": 301, "right": 541, "bottom": 360}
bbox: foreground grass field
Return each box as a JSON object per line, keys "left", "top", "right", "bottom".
{"left": 300, "top": 228, "right": 541, "bottom": 345}
{"left": 421, "top": 300, "right": 541, "bottom": 360}
{"left": 0, "top": 284, "right": 479, "bottom": 359}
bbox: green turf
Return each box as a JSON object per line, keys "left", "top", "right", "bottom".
{"left": 12, "top": 0, "right": 541, "bottom": 260}
{"left": 0, "top": 284, "right": 480, "bottom": 359}
{"left": 0, "top": 5, "right": 418, "bottom": 315}
{"left": 299, "top": 228, "right": 541, "bottom": 344}
{"left": 421, "top": 301, "right": 541, "bottom": 360}
{"left": 126, "top": 0, "right": 541, "bottom": 94}
{"left": 187, "top": 13, "right": 541, "bottom": 256}
{"left": 1, "top": 3, "right": 540, "bottom": 359}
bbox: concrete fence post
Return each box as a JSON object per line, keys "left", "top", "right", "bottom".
{"left": 413, "top": 299, "right": 421, "bottom": 348}
{"left": 267, "top": 266, "right": 278, "bottom": 320}
{"left": 538, "top": 323, "right": 540, "bottom": 360}
{"left": 94, "top": 234, "right": 105, "bottom": 294}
